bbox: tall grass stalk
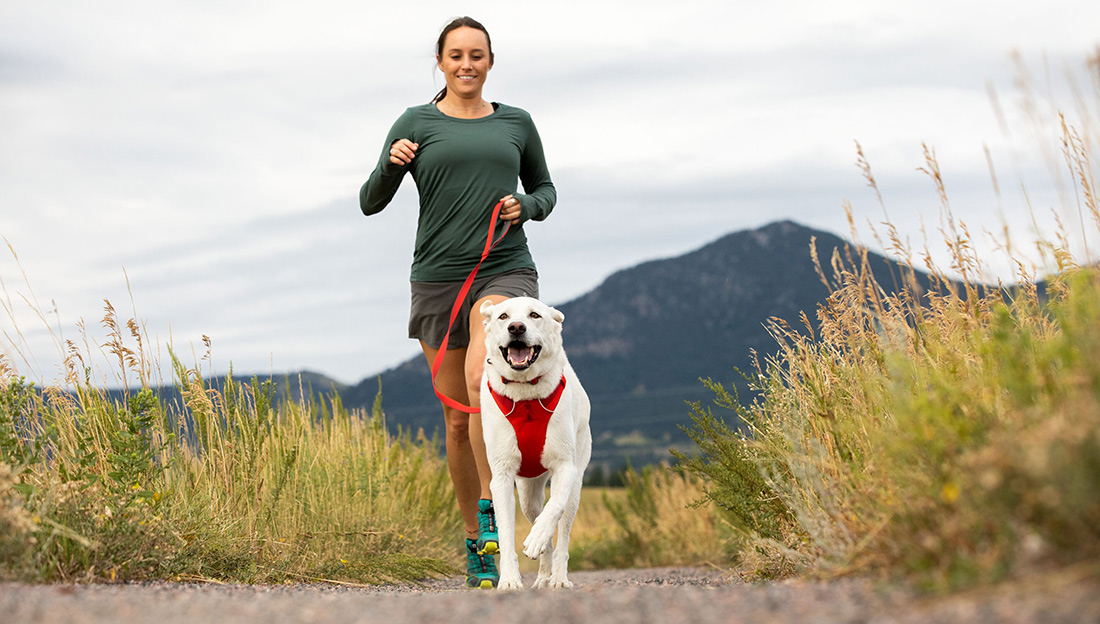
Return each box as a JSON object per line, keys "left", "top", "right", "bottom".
{"left": 681, "top": 52, "right": 1100, "bottom": 590}
{"left": 0, "top": 290, "right": 461, "bottom": 583}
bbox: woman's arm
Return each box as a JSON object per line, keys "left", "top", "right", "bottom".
{"left": 360, "top": 111, "right": 416, "bottom": 216}
{"left": 510, "top": 116, "right": 556, "bottom": 224}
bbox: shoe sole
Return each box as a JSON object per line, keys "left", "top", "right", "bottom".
{"left": 466, "top": 577, "right": 498, "bottom": 589}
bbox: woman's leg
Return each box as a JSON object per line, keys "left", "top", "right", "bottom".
{"left": 419, "top": 341, "right": 480, "bottom": 540}
{"left": 465, "top": 294, "right": 512, "bottom": 500}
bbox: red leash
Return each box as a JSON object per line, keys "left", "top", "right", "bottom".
{"left": 429, "top": 200, "right": 511, "bottom": 414}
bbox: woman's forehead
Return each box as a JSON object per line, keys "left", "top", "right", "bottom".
{"left": 443, "top": 26, "right": 490, "bottom": 52}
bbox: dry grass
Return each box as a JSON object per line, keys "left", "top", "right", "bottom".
{"left": 568, "top": 466, "right": 739, "bottom": 571}
{"left": 0, "top": 287, "right": 462, "bottom": 584}
{"left": 508, "top": 476, "right": 732, "bottom": 574}
{"left": 679, "top": 51, "right": 1100, "bottom": 591}
{"left": 504, "top": 486, "right": 620, "bottom": 573}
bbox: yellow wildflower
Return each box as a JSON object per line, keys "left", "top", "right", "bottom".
{"left": 940, "top": 482, "right": 960, "bottom": 504}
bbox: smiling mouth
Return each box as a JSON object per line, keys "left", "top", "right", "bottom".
{"left": 501, "top": 342, "right": 542, "bottom": 370}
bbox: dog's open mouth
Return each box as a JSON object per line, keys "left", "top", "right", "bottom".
{"left": 501, "top": 341, "right": 542, "bottom": 370}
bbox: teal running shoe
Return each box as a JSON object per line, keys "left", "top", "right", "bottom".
{"left": 465, "top": 538, "right": 498, "bottom": 589}
{"left": 476, "top": 499, "right": 499, "bottom": 555}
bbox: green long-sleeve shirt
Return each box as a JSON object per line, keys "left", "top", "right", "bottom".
{"left": 360, "top": 103, "right": 556, "bottom": 282}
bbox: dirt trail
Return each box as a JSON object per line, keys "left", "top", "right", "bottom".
{"left": 2, "top": 566, "right": 1098, "bottom": 624}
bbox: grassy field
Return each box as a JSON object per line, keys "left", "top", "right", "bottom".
{"left": 0, "top": 309, "right": 464, "bottom": 583}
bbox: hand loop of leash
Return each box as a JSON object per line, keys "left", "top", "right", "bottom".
{"left": 429, "top": 200, "right": 511, "bottom": 414}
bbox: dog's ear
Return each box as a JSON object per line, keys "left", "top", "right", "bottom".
{"left": 549, "top": 306, "right": 564, "bottom": 324}
{"left": 479, "top": 300, "right": 496, "bottom": 320}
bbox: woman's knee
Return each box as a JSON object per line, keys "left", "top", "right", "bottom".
{"left": 465, "top": 365, "right": 485, "bottom": 398}
{"left": 444, "top": 410, "right": 471, "bottom": 444}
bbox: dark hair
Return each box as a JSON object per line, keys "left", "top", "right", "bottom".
{"left": 431, "top": 16, "right": 493, "bottom": 104}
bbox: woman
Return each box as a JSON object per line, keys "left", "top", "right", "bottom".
{"left": 359, "top": 16, "right": 556, "bottom": 589}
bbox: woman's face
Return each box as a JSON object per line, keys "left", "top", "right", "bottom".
{"left": 437, "top": 26, "right": 493, "bottom": 99}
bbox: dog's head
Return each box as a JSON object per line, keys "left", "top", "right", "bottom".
{"left": 480, "top": 297, "right": 564, "bottom": 382}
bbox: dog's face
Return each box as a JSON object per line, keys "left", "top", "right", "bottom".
{"left": 480, "top": 297, "right": 565, "bottom": 378}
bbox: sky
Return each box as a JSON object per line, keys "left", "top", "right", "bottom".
{"left": 2, "top": 0, "right": 1098, "bottom": 387}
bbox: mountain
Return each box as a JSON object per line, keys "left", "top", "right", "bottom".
{"left": 336, "top": 220, "right": 932, "bottom": 470}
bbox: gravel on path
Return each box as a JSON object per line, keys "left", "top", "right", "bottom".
{"left": 2, "top": 565, "right": 1098, "bottom": 624}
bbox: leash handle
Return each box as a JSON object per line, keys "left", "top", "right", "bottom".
{"left": 429, "top": 200, "right": 511, "bottom": 414}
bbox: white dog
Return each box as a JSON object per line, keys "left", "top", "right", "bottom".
{"left": 479, "top": 297, "right": 592, "bottom": 591}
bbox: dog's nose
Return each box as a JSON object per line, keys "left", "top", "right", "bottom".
{"left": 508, "top": 321, "right": 526, "bottom": 336}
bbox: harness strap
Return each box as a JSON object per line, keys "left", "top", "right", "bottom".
{"left": 488, "top": 375, "right": 568, "bottom": 478}
{"left": 429, "top": 200, "right": 511, "bottom": 415}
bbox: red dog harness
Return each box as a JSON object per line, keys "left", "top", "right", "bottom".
{"left": 487, "top": 376, "right": 567, "bottom": 478}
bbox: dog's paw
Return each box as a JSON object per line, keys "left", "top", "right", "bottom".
{"left": 498, "top": 576, "right": 524, "bottom": 592}
{"left": 522, "top": 532, "right": 552, "bottom": 559}
{"left": 523, "top": 520, "right": 555, "bottom": 559}
{"left": 531, "top": 574, "right": 551, "bottom": 589}
{"left": 548, "top": 577, "right": 574, "bottom": 589}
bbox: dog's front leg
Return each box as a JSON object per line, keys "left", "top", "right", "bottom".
{"left": 490, "top": 473, "right": 522, "bottom": 591}
{"left": 517, "top": 475, "right": 554, "bottom": 588}
{"left": 547, "top": 475, "right": 582, "bottom": 588}
{"left": 523, "top": 462, "right": 578, "bottom": 560}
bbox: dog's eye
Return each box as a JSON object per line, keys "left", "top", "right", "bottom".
{"left": 498, "top": 313, "right": 509, "bottom": 321}
{"left": 529, "top": 312, "right": 541, "bottom": 319}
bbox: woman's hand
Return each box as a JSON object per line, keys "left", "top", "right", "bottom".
{"left": 499, "top": 195, "right": 522, "bottom": 224}
{"left": 389, "top": 139, "right": 418, "bottom": 166}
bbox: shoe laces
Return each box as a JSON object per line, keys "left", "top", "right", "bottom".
{"left": 479, "top": 506, "right": 497, "bottom": 534}
{"left": 466, "top": 544, "right": 497, "bottom": 575}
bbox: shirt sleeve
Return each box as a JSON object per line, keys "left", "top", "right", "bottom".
{"left": 513, "top": 115, "right": 556, "bottom": 225}
{"left": 359, "top": 110, "right": 415, "bottom": 216}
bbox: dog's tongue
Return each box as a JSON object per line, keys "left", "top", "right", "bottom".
{"left": 508, "top": 344, "right": 533, "bottom": 365}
